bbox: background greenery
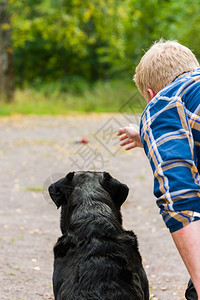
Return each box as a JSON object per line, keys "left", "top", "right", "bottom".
{"left": 2, "top": 0, "right": 200, "bottom": 114}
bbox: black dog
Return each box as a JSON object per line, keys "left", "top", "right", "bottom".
{"left": 49, "top": 171, "right": 149, "bottom": 300}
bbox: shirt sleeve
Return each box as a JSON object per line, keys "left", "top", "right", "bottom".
{"left": 140, "top": 95, "right": 200, "bottom": 232}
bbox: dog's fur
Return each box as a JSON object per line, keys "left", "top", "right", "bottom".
{"left": 49, "top": 171, "right": 149, "bottom": 300}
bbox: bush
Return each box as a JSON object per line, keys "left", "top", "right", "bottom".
{"left": 0, "top": 80, "right": 146, "bottom": 115}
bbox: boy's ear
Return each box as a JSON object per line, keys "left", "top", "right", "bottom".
{"left": 101, "top": 172, "right": 129, "bottom": 208}
{"left": 147, "top": 88, "right": 156, "bottom": 101}
{"left": 48, "top": 172, "right": 75, "bottom": 208}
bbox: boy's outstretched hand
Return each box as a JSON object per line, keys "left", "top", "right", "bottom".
{"left": 117, "top": 124, "right": 143, "bottom": 150}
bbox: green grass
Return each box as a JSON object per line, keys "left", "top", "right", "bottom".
{"left": 25, "top": 186, "right": 44, "bottom": 192}
{"left": 0, "top": 80, "right": 146, "bottom": 116}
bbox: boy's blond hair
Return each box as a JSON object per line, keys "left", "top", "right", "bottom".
{"left": 134, "top": 40, "right": 200, "bottom": 101}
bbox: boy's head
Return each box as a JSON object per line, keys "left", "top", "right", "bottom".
{"left": 134, "top": 40, "right": 200, "bottom": 101}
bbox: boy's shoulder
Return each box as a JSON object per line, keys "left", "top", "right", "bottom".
{"left": 159, "top": 68, "right": 200, "bottom": 99}
{"left": 141, "top": 68, "right": 200, "bottom": 122}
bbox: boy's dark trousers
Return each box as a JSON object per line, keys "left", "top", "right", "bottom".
{"left": 185, "top": 279, "right": 198, "bottom": 299}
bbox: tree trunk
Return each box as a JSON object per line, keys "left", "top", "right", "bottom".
{"left": 0, "top": 0, "right": 14, "bottom": 102}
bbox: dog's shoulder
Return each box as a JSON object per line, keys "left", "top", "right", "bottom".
{"left": 124, "top": 230, "right": 139, "bottom": 246}
{"left": 54, "top": 234, "right": 75, "bottom": 258}
{"left": 116, "top": 229, "right": 142, "bottom": 264}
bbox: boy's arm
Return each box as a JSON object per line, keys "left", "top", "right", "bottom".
{"left": 172, "top": 220, "right": 200, "bottom": 299}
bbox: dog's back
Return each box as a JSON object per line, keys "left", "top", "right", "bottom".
{"left": 49, "top": 171, "right": 149, "bottom": 300}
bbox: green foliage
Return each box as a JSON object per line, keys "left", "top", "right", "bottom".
{"left": 7, "top": 0, "right": 200, "bottom": 101}
{"left": 0, "top": 80, "right": 145, "bottom": 115}
{"left": 10, "top": 0, "right": 132, "bottom": 86}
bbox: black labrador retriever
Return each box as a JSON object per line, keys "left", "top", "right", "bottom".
{"left": 49, "top": 171, "right": 149, "bottom": 300}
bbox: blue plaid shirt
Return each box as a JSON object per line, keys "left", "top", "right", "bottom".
{"left": 140, "top": 68, "right": 200, "bottom": 232}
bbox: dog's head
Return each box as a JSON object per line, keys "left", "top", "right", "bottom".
{"left": 48, "top": 171, "right": 129, "bottom": 210}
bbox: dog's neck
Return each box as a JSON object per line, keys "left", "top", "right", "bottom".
{"left": 71, "top": 199, "right": 115, "bottom": 222}
{"left": 60, "top": 190, "right": 122, "bottom": 235}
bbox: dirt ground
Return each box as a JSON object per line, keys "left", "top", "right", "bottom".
{"left": 0, "top": 114, "right": 190, "bottom": 300}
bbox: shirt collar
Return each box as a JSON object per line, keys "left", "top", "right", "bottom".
{"left": 172, "top": 69, "right": 199, "bottom": 82}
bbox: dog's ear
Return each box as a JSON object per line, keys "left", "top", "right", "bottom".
{"left": 48, "top": 172, "right": 75, "bottom": 208}
{"left": 101, "top": 172, "right": 129, "bottom": 207}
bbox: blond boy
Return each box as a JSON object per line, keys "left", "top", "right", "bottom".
{"left": 117, "top": 40, "right": 200, "bottom": 299}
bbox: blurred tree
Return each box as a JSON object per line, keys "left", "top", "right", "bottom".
{"left": 11, "top": 0, "right": 130, "bottom": 86}
{"left": 0, "top": 0, "right": 14, "bottom": 102}
{"left": 8, "top": 0, "right": 200, "bottom": 90}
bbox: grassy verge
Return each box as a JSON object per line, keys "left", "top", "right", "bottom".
{"left": 0, "top": 80, "right": 146, "bottom": 116}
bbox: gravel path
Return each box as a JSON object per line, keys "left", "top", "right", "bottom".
{"left": 0, "top": 114, "right": 189, "bottom": 299}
